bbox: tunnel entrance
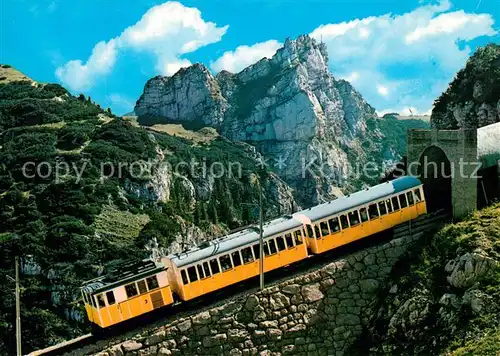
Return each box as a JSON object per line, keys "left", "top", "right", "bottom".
{"left": 418, "top": 146, "right": 452, "bottom": 213}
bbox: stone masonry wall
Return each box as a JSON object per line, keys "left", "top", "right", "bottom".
{"left": 86, "top": 232, "right": 424, "bottom": 356}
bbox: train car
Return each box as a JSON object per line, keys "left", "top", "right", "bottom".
{"left": 81, "top": 260, "right": 174, "bottom": 329}
{"left": 163, "top": 216, "right": 309, "bottom": 301}
{"left": 294, "top": 176, "right": 427, "bottom": 254}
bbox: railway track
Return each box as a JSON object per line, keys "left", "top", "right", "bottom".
{"left": 28, "top": 210, "right": 449, "bottom": 356}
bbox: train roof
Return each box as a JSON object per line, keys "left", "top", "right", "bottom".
{"left": 81, "top": 259, "right": 165, "bottom": 295}
{"left": 168, "top": 216, "right": 302, "bottom": 268}
{"left": 295, "top": 176, "right": 422, "bottom": 222}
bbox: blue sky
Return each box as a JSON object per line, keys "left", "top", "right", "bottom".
{"left": 1, "top": 0, "right": 499, "bottom": 115}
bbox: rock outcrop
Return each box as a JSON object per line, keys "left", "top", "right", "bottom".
{"left": 136, "top": 36, "right": 391, "bottom": 206}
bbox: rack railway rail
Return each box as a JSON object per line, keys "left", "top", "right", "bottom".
{"left": 28, "top": 209, "right": 449, "bottom": 356}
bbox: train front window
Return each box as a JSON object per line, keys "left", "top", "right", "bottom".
{"left": 348, "top": 211, "right": 360, "bottom": 226}
{"left": 306, "top": 225, "right": 314, "bottom": 238}
{"left": 137, "top": 280, "right": 148, "bottom": 294}
{"left": 181, "top": 270, "right": 189, "bottom": 285}
{"left": 294, "top": 230, "right": 303, "bottom": 245}
{"left": 220, "top": 255, "right": 232, "bottom": 271}
{"left": 386, "top": 199, "right": 394, "bottom": 213}
{"left": 328, "top": 217, "right": 340, "bottom": 233}
{"left": 391, "top": 196, "right": 400, "bottom": 210}
{"left": 399, "top": 194, "right": 408, "bottom": 208}
{"left": 147, "top": 275, "right": 159, "bottom": 290}
{"left": 369, "top": 204, "right": 379, "bottom": 219}
{"left": 106, "top": 291, "right": 116, "bottom": 305}
{"left": 378, "top": 201, "right": 387, "bottom": 215}
{"left": 285, "top": 233, "right": 294, "bottom": 248}
{"left": 210, "top": 259, "right": 220, "bottom": 274}
{"left": 242, "top": 247, "right": 254, "bottom": 263}
{"left": 197, "top": 264, "right": 205, "bottom": 279}
{"left": 188, "top": 266, "right": 198, "bottom": 282}
{"left": 414, "top": 189, "right": 422, "bottom": 202}
{"left": 360, "top": 208, "right": 369, "bottom": 223}
{"left": 91, "top": 295, "right": 97, "bottom": 308}
{"left": 320, "top": 221, "right": 329, "bottom": 236}
{"left": 232, "top": 251, "right": 242, "bottom": 267}
{"left": 203, "top": 262, "right": 211, "bottom": 277}
{"left": 125, "top": 283, "right": 138, "bottom": 298}
{"left": 276, "top": 236, "right": 286, "bottom": 251}
{"left": 97, "top": 294, "right": 105, "bottom": 308}
{"left": 406, "top": 191, "right": 415, "bottom": 205}
{"left": 340, "top": 214, "right": 349, "bottom": 229}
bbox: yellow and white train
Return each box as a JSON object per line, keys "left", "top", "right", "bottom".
{"left": 81, "top": 176, "right": 427, "bottom": 329}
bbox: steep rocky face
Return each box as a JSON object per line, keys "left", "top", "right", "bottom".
{"left": 432, "top": 44, "right": 500, "bottom": 129}
{"left": 136, "top": 36, "right": 389, "bottom": 206}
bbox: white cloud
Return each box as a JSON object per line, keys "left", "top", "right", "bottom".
{"left": 211, "top": 40, "right": 282, "bottom": 73}
{"left": 310, "top": 0, "right": 497, "bottom": 114}
{"left": 56, "top": 1, "right": 228, "bottom": 91}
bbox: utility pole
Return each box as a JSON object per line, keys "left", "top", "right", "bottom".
{"left": 15, "top": 256, "right": 21, "bottom": 356}
{"left": 258, "top": 181, "right": 264, "bottom": 291}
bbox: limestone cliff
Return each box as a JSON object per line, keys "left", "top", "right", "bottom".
{"left": 135, "top": 36, "right": 391, "bottom": 206}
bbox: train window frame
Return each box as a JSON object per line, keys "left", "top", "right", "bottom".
{"left": 378, "top": 201, "right": 387, "bottom": 215}
{"left": 220, "top": 254, "right": 232, "bottom": 272}
{"left": 242, "top": 246, "right": 254, "bottom": 264}
{"left": 328, "top": 217, "right": 340, "bottom": 233}
{"left": 203, "top": 261, "right": 211, "bottom": 277}
{"left": 263, "top": 241, "right": 271, "bottom": 256}
{"left": 106, "top": 291, "right": 116, "bottom": 305}
{"left": 147, "top": 275, "right": 159, "bottom": 290}
{"left": 385, "top": 199, "right": 394, "bottom": 213}
{"left": 91, "top": 295, "right": 97, "bottom": 308}
{"left": 137, "top": 280, "right": 148, "bottom": 294}
{"left": 406, "top": 191, "right": 415, "bottom": 205}
{"left": 360, "top": 207, "right": 369, "bottom": 223}
{"left": 197, "top": 264, "right": 206, "bottom": 279}
{"left": 268, "top": 239, "right": 278, "bottom": 255}
{"left": 285, "top": 233, "right": 294, "bottom": 249}
{"left": 252, "top": 244, "right": 260, "bottom": 259}
{"left": 414, "top": 188, "right": 422, "bottom": 202}
{"left": 209, "top": 259, "right": 220, "bottom": 275}
{"left": 276, "top": 235, "right": 286, "bottom": 251}
{"left": 369, "top": 204, "right": 379, "bottom": 219}
{"left": 391, "top": 196, "right": 400, "bottom": 211}
{"left": 181, "top": 269, "right": 189, "bottom": 285}
{"left": 295, "top": 229, "right": 304, "bottom": 245}
{"left": 320, "top": 221, "right": 330, "bottom": 236}
{"left": 340, "top": 214, "right": 349, "bottom": 229}
{"left": 314, "top": 224, "right": 321, "bottom": 239}
{"left": 399, "top": 194, "right": 408, "bottom": 208}
{"left": 125, "top": 283, "right": 139, "bottom": 298}
{"left": 306, "top": 225, "right": 314, "bottom": 239}
{"left": 348, "top": 210, "right": 360, "bottom": 226}
{"left": 232, "top": 251, "right": 242, "bottom": 267}
{"left": 187, "top": 266, "right": 199, "bottom": 282}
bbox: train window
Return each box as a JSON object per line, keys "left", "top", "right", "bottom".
{"left": 378, "top": 201, "right": 387, "bottom": 215}
{"left": 369, "top": 204, "right": 379, "bottom": 219}
{"left": 406, "top": 191, "right": 414, "bottom": 205}
{"left": 386, "top": 199, "right": 394, "bottom": 213}
{"left": 203, "top": 262, "right": 211, "bottom": 277}
{"left": 137, "top": 280, "right": 148, "bottom": 294}
{"left": 97, "top": 294, "right": 105, "bottom": 308}
{"left": 91, "top": 295, "right": 97, "bottom": 308}
{"left": 294, "top": 230, "right": 303, "bottom": 245}
{"left": 360, "top": 208, "right": 369, "bottom": 223}
{"left": 106, "top": 291, "right": 116, "bottom": 305}
{"left": 147, "top": 276, "right": 159, "bottom": 290}
{"left": 263, "top": 241, "right": 271, "bottom": 256}
{"left": 188, "top": 266, "right": 199, "bottom": 282}
{"left": 125, "top": 283, "right": 138, "bottom": 298}
{"left": 399, "top": 194, "right": 408, "bottom": 208}
{"left": 220, "top": 255, "right": 232, "bottom": 271}
{"left": 285, "top": 233, "right": 294, "bottom": 248}
{"left": 210, "top": 259, "right": 220, "bottom": 274}
{"left": 197, "top": 264, "right": 205, "bottom": 279}
{"left": 348, "top": 211, "right": 360, "bottom": 226}
{"left": 253, "top": 244, "right": 260, "bottom": 259}
{"left": 320, "top": 221, "right": 330, "bottom": 236}
{"left": 232, "top": 251, "right": 242, "bottom": 267}
{"left": 414, "top": 189, "right": 422, "bottom": 202}
{"left": 268, "top": 239, "right": 278, "bottom": 255}
{"left": 306, "top": 225, "right": 314, "bottom": 238}
{"left": 242, "top": 247, "right": 254, "bottom": 263}
{"left": 313, "top": 224, "right": 320, "bottom": 239}
{"left": 276, "top": 236, "right": 286, "bottom": 251}
{"left": 328, "top": 217, "right": 340, "bottom": 233}
{"left": 340, "top": 214, "right": 349, "bottom": 229}
{"left": 181, "top": 270, "right": 189, "bottom": 284}
{"left": 391, "top": 196, "right": 400, "bottom": 210}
